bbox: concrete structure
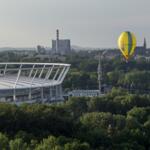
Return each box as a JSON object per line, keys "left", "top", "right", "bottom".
{"left": 68, "top": 90, "right": 101, "bottom": 97}
{"left": 0, "top": 63, "right": 70, "bottom": 104}
{"left": 52, "top": 30, "right": 71, "bottom": 55}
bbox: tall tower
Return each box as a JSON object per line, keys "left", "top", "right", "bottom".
{"left": 144, "top": 38, "right": 147, "bottom": 49}
{"left": 97, "top": 53, "right": 102, "bottom": 95}
{"left": 56, "top": 29, "right": 59, "bottom": 53}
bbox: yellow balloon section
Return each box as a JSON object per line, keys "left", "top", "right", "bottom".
{"left": 118, "top": 31, "right": 136, "bottom": 61}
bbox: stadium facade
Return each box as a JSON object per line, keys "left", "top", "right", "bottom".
{"left": 0, "top": 63, "right": 70, "bottom": 104}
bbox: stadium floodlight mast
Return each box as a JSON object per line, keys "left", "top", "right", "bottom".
{"left": 98, "top": 50, "right": 107, "bottom": 96}
{"left": 0, "top": 63, "right": 70, "bottom": 104}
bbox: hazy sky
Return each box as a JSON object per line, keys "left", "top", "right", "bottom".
{"left": 0, "top": 0, "right": 150, "bottom": 48}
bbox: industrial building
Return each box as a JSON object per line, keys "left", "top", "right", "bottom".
{"left": 52, "top": 30, "right": 71, "bottom": 55}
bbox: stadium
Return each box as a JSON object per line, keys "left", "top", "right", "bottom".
{"left": 0, "top": 63, "right": 70, "bottom": 104}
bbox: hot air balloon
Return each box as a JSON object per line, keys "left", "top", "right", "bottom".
{"left": 118, "top": 31, "right": 136, "bottom": 61}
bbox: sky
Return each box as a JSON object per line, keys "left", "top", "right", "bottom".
{"left": 0, "top": 0, "right": 150, "bottom": 48}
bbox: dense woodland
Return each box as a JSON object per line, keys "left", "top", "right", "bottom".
{"left": 0, "top": 50, "right": 150, "bottom": 149}
{"left": 0, "top": 89, "right": 150, "bottom": 149}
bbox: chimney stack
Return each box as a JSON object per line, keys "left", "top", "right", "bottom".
{"left": 56, "top": 29, "right": 59, "bottom": 40}
{"left": 56, "top": 29, "right": 59, "bottom": 53}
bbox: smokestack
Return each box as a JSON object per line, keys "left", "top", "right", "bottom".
{"left": 56, "top": 29, "right": 59, "bottom": 40}
{"left": 56, "top": 29, "right": 59, "bottom": 53}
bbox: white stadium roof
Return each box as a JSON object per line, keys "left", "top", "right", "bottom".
{"left": 0, "top": 63, "right": 70, "bottom": 90}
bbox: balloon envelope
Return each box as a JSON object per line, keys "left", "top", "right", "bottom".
{"left": 118, "top": 31, "right": 136, "bottom": 60}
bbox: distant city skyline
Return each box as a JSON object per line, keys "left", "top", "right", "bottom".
{"left": 0, "top": 0, "right": 150, "bottom": 48}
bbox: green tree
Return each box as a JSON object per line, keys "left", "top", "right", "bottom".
{"left": 64, "top": 141, "right": 90, "bottom": 150}
{"left": 0, "top": 133, "right": 9, "bottom": 150}
{"left": 35, "top": 136, "right": 62, "bottom": 150}
{"left": 66, "top": 97, "right": 89, "bottom": 118}
{"left": 9, "top": 138, "right": 28, "bottom": 150}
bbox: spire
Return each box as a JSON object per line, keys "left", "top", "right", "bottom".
{"left": 144, "top": 38, "right": 147, "bottom": 49}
